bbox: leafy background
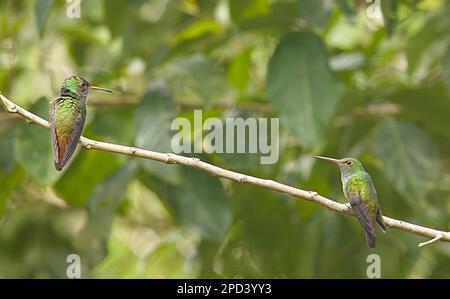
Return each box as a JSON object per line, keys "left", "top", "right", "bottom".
{"left": 0, "top": 0, "right": 449, "bottom": 278}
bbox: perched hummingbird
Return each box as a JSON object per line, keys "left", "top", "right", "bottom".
{"left": 50, "top": 76, "right": 111, "bottom": 171}
{"left": 314, "top": 156, "right": 387, "bottom": 248}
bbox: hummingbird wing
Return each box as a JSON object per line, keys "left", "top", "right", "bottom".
{"left": 347, "top": 190, "right": 377, "bottom": 248}
{"left": 50, "top": 98, "right": 86, "bottom": 171}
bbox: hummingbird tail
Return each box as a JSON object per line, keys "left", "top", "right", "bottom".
{"left": 376, "top": 207, "right": 387, "bottom": 232}
{"left": 366, "top": 232, "right": 376, "bottom": 249}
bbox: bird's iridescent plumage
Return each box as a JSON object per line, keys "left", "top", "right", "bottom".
{"left": 314, "top": 156, "right": 386, "bottom": 248}
{"left": 50, "top": 76, "right": 111, "bottom": 171}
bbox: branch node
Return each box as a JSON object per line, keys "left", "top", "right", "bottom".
{"left": 239, "top": 176, "right": 248, "bottom": 183}
{"left": 309, "top": 191, "right": 318, "bottom": 199}
{"left": 165, "top": 153, "right": 177, "bottom": 164}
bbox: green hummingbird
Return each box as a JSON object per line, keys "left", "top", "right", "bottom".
{"left": 50, "top": 76, "right": 111, "bottom": 171}
{"left": 314, "top": 156, "right": 387, "bottom": 248}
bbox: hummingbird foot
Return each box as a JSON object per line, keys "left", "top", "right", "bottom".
{"left": 344, "top": 202, "right": 352, "bottom": 211}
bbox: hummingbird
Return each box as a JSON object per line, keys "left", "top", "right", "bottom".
{"left": 50, "top": 76, "right": 111, "bottom": 171}
{"left": 314, "top": 156, "right": 387, "bottom": 248}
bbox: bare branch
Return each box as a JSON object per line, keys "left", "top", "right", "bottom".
{"left": 1, "top": 93, "right": 450, "bottom": 245}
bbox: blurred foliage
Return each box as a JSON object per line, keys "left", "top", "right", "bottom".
{"left": 0, "top": 0, "right": 450, "bottom": 278}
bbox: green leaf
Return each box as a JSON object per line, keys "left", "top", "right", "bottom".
{"left": 135, "top": 81, "right": 181, "bottom": 185}
{"left": 91, "top": 107, "right": 135, "bottom": 144}
{"left": 144, "top": 241, "right": 192, "bottom": 278}
{"left": 228, "top": 47, "right": 252, "bottom": 91}
{"left": 35, "top": 0, "right": 53, "bottom": 37}
{"left": 389, "top": 83, "right": 450, "bottom": 139}
{"left": 54, "top": 150, "right": 121, "bottom": 206}
{"left": 15, "top": 98, "right": 60, "bottom": 186}
{"left": 229, "top": 0, "right": 269, "bottom": 24}
{"left": 167, "top": 167, "right": 231, "bottom": 237}
{"left": 174, "top": 18, "right": 221, "bottom": 43}
{"left": 381, "top": 0, "right": 397, "bottom": 35}
{"left": 175, "top": 55, "right": 227, "bottom": 102}
{"left": 87, "top": 160, "right": 138, "bottom": 214}
{"left": 268, "top": 31, "right": 343, "bottom": 150}
{"left": 373, "top": 119, "right": 440, "bottom": 202}
{"left": 104, "top": 0, "right": 128, "bottom": 37}
{"left": 299, "top": 0, "right": 333, "bottom": 27}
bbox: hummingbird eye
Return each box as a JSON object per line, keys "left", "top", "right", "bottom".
{"left": 346, "top": 160, "right": 352, "bottom": 165}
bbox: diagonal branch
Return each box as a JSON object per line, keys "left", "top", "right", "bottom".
{"left": 1, "top": 93, "right": 449, "bottom": 246}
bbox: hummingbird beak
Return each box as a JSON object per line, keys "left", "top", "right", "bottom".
{"left": 89, "top": 85, "right": 112, "bottom": 93}
{"left": 313, "top": 156, "right": 341, "bottom": 165}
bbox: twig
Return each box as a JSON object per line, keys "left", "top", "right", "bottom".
{"left": 418, "top": 234, "right": 444, "bottom": 248}
{"left": 1, "top": 93, "right": 450, "bottom": 245}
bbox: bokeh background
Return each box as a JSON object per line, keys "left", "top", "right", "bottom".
{"left": 0, "top": 0, "right": 450, "bottom": 278}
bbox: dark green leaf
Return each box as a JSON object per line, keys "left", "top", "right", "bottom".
{"left": 54, "top": 150, "right": 121, "bottom": 206}
{"left": 373, "top": 119, "right": 440, "bottom": 202}
{"left": 299, "top": 0, "right": 333, "bottom": 27}
{"left": 87, "top": 160, "right": 138, "bottom": 214}
{"left": 35, "top": 0, "right": 53, "bottom": 37}
{"left": 135, "top": 81, "right": 181, "bottom": 185}
{"left": 167, "top": 167, "right": 231, "bottom": 237}
{"left": 268, "top": 31, "right": 343, "bottom": 150}
{"left": 104, "top": 0, "right": 128, "bottom": 37}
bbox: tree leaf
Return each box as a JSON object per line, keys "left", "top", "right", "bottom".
{"left": 389, "top": 83, "right": 450, "bottom": 139}
{"left": 268, "top": 31, "right": 343, "bottom": 150}
{"left": 229, "top": 0, "right": 269, "bottom": 24}
{"left": 228, "top": 47, "right": 252, "bottom": 91}
{"left": 87, "top": 160, "right": 138, "bottom": 214}
{"left": 135, "top": 81, "right": 181, "bottom": 185}
{"left": 104, "top": 0, "right": 128, "bottom": 37}
{"left": 175, "top": 55, "right": 227, "bottom": 103}
{"left": 35, "top": 0, "right": 53, "bottom": 37}
{"left": 54, "top": 149, "right": 122, "bottom": 206}
{"left": 299, "top": 0, "right": 333, "bottom": 27}
{"left": 372, "top": 119, "right": 440, "bottom": 202}
{"left": 15, "top": 98, "right": 60, "bottom": 186}
{"left": 167, "top": 167, "right": 231, "bottom": 237}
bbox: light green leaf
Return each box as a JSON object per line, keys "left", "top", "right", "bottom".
{"left": 15, "top": 98, "right": 60, "bottom": 186}
{"left": 174, "top": 18, "right": 221, "bottom": 43}
{"left": 228, "top": 47, "right": 252, "bottom": 91}
{"left": 135, "top": 81, "right": 181, "bottom": 185}
{"left": 268, "top": 31, "right": 343, "bottom": 150}
{"left": 167, "top": 167, "right": 232, "bottom": 237}
{"left": 229, "top": 0, "right": 269, "bottom": 24}
{"left": 373, "top": 119, "right": 440, "bottom": 202}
